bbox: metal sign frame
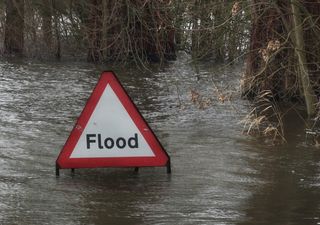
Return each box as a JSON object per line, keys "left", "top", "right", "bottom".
{"left": 56, "top": 71, "right": 171, "bottom": 175}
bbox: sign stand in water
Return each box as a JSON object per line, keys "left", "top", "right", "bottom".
{"left": 55, "top": 71, "right": 171, "bottom": 176}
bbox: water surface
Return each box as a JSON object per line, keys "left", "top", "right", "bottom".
{"left": 0, "top": 58, "right": 320, "bottom": 225}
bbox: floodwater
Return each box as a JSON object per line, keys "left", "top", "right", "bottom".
{"left": 0, "top": 56, "right": 320, "bottom": 225}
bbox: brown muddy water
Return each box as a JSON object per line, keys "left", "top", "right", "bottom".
{"left": 0, "top": 57, "right": 320, "bottom": 225}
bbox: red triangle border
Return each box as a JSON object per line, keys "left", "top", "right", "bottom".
{"left": 56, "top": 71, "right": 170, "bottom": 169}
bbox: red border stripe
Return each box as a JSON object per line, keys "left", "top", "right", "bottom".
{"left": 56, "top": 71, "right": 170, "bottom": 169}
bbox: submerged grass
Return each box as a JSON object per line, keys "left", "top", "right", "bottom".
{"left": 240, "top": 90, "right": 286, "bottom": 145}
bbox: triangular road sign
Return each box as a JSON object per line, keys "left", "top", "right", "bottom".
{"left": 56, "top": 71, "right": 170, "bottom": 174}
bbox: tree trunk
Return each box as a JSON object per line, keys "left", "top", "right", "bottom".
{"left": 4, "top": 0, "right": 24, "bottom": 56}
{"left": 52, "top": 0, "right": 61, "bottom": 59}
{"left": 291, "top": 0, "right": 317, "bottom": 116}
{"left": 86, "top": 0, "right": 103, "bottom": 63}
{"left": 40, "top": 0, "right": 53, "bottom": 50}
{"left": 213, "top": 1, "right": 226, "bottom": 62}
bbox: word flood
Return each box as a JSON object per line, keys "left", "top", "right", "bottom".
{"left": 86, "top": 133, "right": 139, "bottom": 150}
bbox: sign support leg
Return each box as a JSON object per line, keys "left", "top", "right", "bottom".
{"left": 166, "top": 160, "right": 171, "bottom": 174}
{"left": 56, "top": 164, "right": 60, "bottom": 177}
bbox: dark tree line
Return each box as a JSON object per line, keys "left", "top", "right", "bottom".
{"left": 1, "top": 0, "right": 178, "bottom": 62}
{"left": 0, "top": 0, "right": 248, "bottom": 63}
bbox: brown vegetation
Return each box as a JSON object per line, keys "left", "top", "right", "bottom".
{"left": 243, "top": 1, "right": 320, "bottom": 114}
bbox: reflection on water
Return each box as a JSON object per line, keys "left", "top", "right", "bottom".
{"left": 0, "top": 57, "right": 320, "bottom": 225}
{"left": 239, "top": 111, "right": 320, "bottom": 225}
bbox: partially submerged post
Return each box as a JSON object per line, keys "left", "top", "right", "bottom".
{"left": 291, "top": 0, "right": 317, "bottom": 117}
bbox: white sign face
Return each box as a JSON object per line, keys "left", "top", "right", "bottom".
{"left": 70, "top": 84, "right": 155, "bottom": 158}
